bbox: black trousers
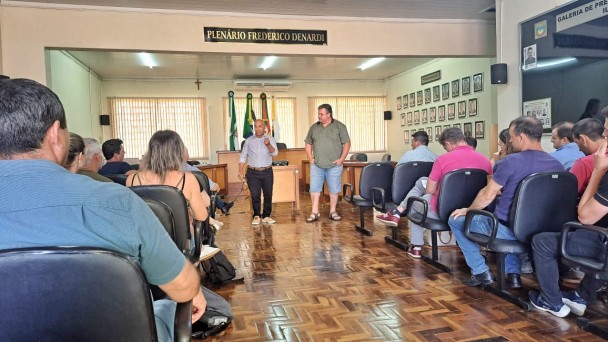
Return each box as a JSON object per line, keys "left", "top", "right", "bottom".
{"left": 532, "top": 230, "right": 606, "bottom": 305}
{"left": 246, "top": 168, "right": 274, "bottom": 218}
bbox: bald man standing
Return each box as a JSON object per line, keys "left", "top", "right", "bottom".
{"left": 239, "top": 119, "right": 278, "bottom": 225}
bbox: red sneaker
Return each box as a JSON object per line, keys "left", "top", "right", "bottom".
{"left": 376, "top": 212, "right": 400, "bottom": 227}
{"left": 407, "top": 246, "right": 422, "bottom": 259}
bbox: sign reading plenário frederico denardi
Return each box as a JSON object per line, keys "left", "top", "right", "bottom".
{"left": 204, "top": 27, "right": 327, "bottom": 45}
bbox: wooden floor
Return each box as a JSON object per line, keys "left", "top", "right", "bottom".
{"left": 198, "top": 192, "right": 608, "bottom": 341}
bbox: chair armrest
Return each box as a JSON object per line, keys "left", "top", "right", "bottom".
{"left": 371, "top": 187, "right": 387, "bottom": 212}
{"left": 191, "top": 219, "right": 210, "bottom": 263}
{"left": 406, "top": 196, "right": 428, "bottom": 224}
{"left": 463, "top": 209, "right": 498, "bottom": 247}
{"left": 342, "top": 183, "right": 354, "bottom": 203}
{"left": 561, "top": 221, "right": 608, "bottom": 272}
{"left": 174, "top": 300, "right": 193, "bottom": 342}
{"left": 209, "top": 194, "right": 217, "bottom": 219}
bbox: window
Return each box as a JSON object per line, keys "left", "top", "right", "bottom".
{"left": 308, "top": 96, "right": 387, "bottom": 152}
{"left": 223, "top": 96, "right": 297, "bottom": 148}
{"left": 108, "top": 97, "right": 209, "bottom": 159}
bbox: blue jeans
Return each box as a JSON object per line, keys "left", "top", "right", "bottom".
{"left": 309, "top": 163, "right": 343, "bottom": 194}
{"left": 448, "top": 215, "right": 521, "bottom": 275}
{"left": 154, "top": 299, "right": 176, "bottom": 342}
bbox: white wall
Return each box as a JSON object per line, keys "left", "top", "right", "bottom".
{"left": 48, "top": 50, "right": 102, "bottom": 139}
{"left": 102, "top": 79, "right": 384, "bottom": 163}
{"left": 386, "top": 58, "right": 496, "bottom": 158}
{"left": 495, "top": 0, "right": 572, "bottom": 152}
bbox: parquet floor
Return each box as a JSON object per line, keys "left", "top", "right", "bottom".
{"left": 197, "top": 192, "right": 608, "bottom": 341}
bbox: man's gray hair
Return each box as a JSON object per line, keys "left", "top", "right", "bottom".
{"left": 83, "top": 138, "right": 103, "bottom": 165}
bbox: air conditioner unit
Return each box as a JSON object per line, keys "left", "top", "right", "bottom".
{"left": 234, "top": 79, "right": 292, "bottom": 92}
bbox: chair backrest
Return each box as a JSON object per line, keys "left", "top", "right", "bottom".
{"left": 381, "top": 154, "right": 391, "bottom": 162}
{"left": 276, "top": 142, "right": 287, "bottom": 150}
{"left": 511, "top": 172, "right": 578, "bottom": 243}
{"left": 0, "top": 247, "right": 157, "bottom": 342}
{"left": 436, "top": 168, "right": 488, "bottom": 221}
{"left": 352, "top": 153, "right": 368, "bottom": 162}
{"left": 192, "top": 171, "right": 211, "bottom": 194}
{"left": 392, "top": 162, "right": 434, "bottom": 204}
{"left": 106, "top": 173, "right": 128, "bottom": 186}
{"left": 130, "top": 186, "right": 192, "bottom": 257}
{"left": 359, "top": 163, "right": 394, "bottom": 200}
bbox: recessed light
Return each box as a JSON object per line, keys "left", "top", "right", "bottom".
{"left": 260, "top": 56, "right": 278, "bottom": 70}
{"left": 359, "top": 57, "right": 385, "bottom": 70}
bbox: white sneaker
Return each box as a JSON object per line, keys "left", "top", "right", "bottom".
{"left": 262, "top": 217, "right": 276, "bottom": 224}
{"left": 252, "top": 216, "right": 261, "bottom": 225}
{"left": 199, "top": 245, "right": 220, "bottom": 261}
{"left": 211, "top": 222, "right": 222, "bottom": 232}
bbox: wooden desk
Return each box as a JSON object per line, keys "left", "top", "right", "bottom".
{"left": 218, "top": 148, "right": 307, "bottom": 196}
{"left": 244, "top": 166, "right": 300, "bottom": 212}
{"left": 195, "top": 164, "right": 227, "bottom": 194}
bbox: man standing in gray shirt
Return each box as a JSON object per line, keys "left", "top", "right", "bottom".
{"left": 239, "top": 119, "right": 278, "bottom": 225}
{"left": 304, "top": 104, "right": 351, "bottom": 222}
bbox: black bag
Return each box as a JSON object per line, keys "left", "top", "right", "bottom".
{"left": 202, "top": 251, "right": 237, "bottom": 284}
{"left": 192, "top": 286, "right": 232, "bottom": 339}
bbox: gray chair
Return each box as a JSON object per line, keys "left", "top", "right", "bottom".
{"left": 407, "top": 168, "right": 488, "bottom": 273}
{"left": 373, "top": 161, "right": 433, "bottom": 250}
{"left": 106, "top": 173, "right": 128, "bottom": 186}
{"left": 465, "top": 172, "right": 577, "bottom": 310}
{"left": 276, "top": 142, "right": 287, "bottom": 150}
{"left": 381, "top": 154, "right": 391, "bottom": 162}
{"left": 0, "top": 247, "right": 192, "bottom": 342}
{"left": 343, "top": 163, "right": 394, "bottom": 236}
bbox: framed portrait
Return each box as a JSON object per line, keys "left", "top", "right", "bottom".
{"left": 432, "top": 85, "right": 440, "bottom": 102}
{"left": 429, "top": 107, "right": 436, "bottom": 122}
{"left": 409, "top": 93, "right": 416, "bottom": 107}
{"left": 458, "top": 100, "right": 467, "bottom": 118}
{"left": 426, "top": 127, "right": 433, "bottom": 139}
{"left": 441, "top": 83, "right": 449, "bottom": 100}
{"left": 473, "top": 73, "right": 483, "bottom": 93}
{"left": 424, "top": 88, "right": 431, "bottom": 104}
{"left": 396, "top": 96, "right": 402, "bottom": 110}
{"left": 463, "top": 122, "right": 473, "bottom": 137}
{"left": 400, "top": 113, "right": 405, "bottom": 126}
{"left": 413, "top": 110, "right": 420, "bottom": 125}
{"left": 468, "top": 98, "right": 478, "bottom": 117}
{"left": 451, "top": 79, "right": 460, "bottom": 98}
{"left": 435, "top": 126, "right": 442, "bottom": 141}
{"left": 475, "top": 120, "right": 485, "bottom": 139}
{"left": 406, "top": 112, "right": 412, "bottom": 125}
{"left": 447, "top": 103, "right": 456, "bottom": 120}
{"left": 444, "top": 124, "right": 451, "bottom": 132}
{"left": 404, "top": 130, "right": 410, "bottom": 144}
{"left": 437, "top": 105, "right": 445, "bottom": 122}
{"left": 416, "top": 90, "right": 423, "bottom": 106}
{"left": 402, "top": 94, "right": 408, "bottom": 109}
{"left": 453, "top": 123, "right": 461, "bottom": 129}
{"left": 421, "top": 109, "right": 428, "bottom": 124}
{"left": 462, "top": 76, "right": 471, "bottom": 95}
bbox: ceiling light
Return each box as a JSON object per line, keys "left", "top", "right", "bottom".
{"left": 523, "top": 57, "right": 577, "bottom": 70}
{"left": 260, "top": 56, "right": 277, "bottom": 70}
{"left": 138, "top": 52, "right": 156, "bottom": 69}
{"left": 359, "top": 57, "right": 385, "bottom": 70}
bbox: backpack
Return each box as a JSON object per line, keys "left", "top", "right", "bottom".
{"left": 192, "top": 286, "right": 232, "bottom": 339}
{"left": 201, "top": 251, "right": 237, "bottom": 284}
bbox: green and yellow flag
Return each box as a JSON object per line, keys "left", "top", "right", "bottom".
{"left": 228, "top": 91, "right": 237, "bottom": 151}
{"left": 243, "top": 93, "right": 254, "bottom": 139}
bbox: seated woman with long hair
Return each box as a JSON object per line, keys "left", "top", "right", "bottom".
{"left": 126, "top": 130, "right": 218, "bottom": 258}
{"left": 64, "top": 132, "right": 85, "bottom": 173}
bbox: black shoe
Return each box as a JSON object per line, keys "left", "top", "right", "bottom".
{"left": 462, "top": 270, "right": 495, "bottom": 286}
{"left": 507, "top": 273, "right": 522, "bottom": 289}
{"left": 221, "top": 201, "right": 234, "bottom": 215}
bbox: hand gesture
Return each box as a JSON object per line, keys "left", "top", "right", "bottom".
{"left": 264, "top": 138, "right": 270, "bottom": 145}
{"left": 333, "top": 159, "right": 344, "bottom": 165}
{"left": 593, "top": 139, "right": 608, "bottom": 173}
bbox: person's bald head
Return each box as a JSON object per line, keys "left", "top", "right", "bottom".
{"left": 254, "top": 119, "right": 266, "bottom": 137}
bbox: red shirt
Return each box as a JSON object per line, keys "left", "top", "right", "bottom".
{"left": 570, "top": 155, "right": 593, "bottom": 195}
{"left": 428, "top": 145, "right": 493, "bottom": 211}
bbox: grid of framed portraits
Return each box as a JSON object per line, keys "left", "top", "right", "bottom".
{"left": 397, "top": 71, "right": 486, "bottom": 143}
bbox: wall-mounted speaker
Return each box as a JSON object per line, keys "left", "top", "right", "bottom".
{"left": 99, "top": 114, "right": 110, "bottom": 126}
{"left": 491, "top": 63, "right": 508, "bottom": 84}
{"left": 384, "top": 110, "right": 392, "bottom": 120}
